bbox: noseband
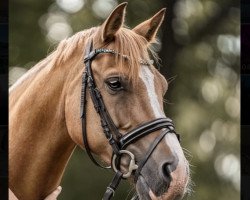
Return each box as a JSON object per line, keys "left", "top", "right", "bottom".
{"left": 80, "top": 41, "right": 180, "bottom": 200}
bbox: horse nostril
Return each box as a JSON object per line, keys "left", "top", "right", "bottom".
{"left": 161, "top": 162, "right": 172, "bottom": 185}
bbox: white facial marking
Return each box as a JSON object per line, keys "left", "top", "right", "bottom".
{"left": 165, "top": 134, "right": 185, "bottom": 163}
{"left": 139, "top": 65, "right": 164, "bottom": 118}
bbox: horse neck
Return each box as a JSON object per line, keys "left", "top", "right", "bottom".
{"left": 9, "top": 59, "right": 78, "bottom": 200}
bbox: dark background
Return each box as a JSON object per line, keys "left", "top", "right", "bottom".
{"left": 0, "top": 0, "right": 8, "bottom": 199}
{"left": 242, "top": 1, "right": 250, "bottom": 24}
{"left": 8, "top": 0, "right": 240, "bottom": 199}
{"left": 241, "top": 1, "right": 250, "bottom": 200}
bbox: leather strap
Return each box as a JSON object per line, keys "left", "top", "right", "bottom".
{"left": 134, "top": 130, "right": 169, "bottom": 182}
{"left": 81, "top": 40, "right": 123, "bottom": 168}
{"left": 103, "top": 171, "right": 123, "bottom": 200}
{"left": 80, "top": 72, "right": 87, "bottom": 118}
{"left": 119, "top": 118, "right": 177, "bottom": 149}
{"left": 81, "top": 41, "right": 111, "bottom": 169}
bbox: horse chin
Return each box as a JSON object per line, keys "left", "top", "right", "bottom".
{"left": 135, "top": 174, "right": 187, "bottom": 200}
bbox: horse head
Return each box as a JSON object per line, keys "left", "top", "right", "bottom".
{"left": 65, "top": 3, "right": 190, "bottom": 199}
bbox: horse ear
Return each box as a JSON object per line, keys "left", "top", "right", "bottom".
{"left": 133, "top": 8, "right": 166, "bottom": 42}
{"left": 101, "top": 2, "right": 127, "bottom": 42}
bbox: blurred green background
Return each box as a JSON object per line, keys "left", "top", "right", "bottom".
{"left": 9, "top": 0, "right": 240, "bottom": 199}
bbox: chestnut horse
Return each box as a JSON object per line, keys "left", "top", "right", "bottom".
{"left": 9, "top": 3, "right": 190, "bottom": 200}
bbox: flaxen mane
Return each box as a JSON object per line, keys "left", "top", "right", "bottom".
{"left": 52, "top": 26, "right": 159, "bottom": 81}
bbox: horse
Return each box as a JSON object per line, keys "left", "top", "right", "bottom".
{"left": 9, "top": 2, "right": 190, "bottom": 200}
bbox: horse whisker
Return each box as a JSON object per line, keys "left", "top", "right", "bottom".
{"left": 167, "top": 75, "right": 177, "bottom": 84}
{"left": 163, "top": 98, "right": 174, "bottom": 105}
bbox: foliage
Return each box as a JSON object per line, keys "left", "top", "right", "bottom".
{"left": 9, "top": 0, "right": 240, "bottom": 199}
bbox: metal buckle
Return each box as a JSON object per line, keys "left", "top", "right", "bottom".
{"left": 112, "top": 150, "right": 138, "bottom": 178}
{"left": 107, "top": 187, "right": 115, "bottom": 197}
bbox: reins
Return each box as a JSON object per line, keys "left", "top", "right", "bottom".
{"left": 80, "top": 40, "right": 180, "bottom": 200}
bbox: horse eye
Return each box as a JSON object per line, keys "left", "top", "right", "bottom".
{"left": 105, "top": 77, "right": 123, "bottom": 91}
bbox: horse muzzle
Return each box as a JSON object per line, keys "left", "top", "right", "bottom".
{"left": 134, "top": 130, "right": 190, "bottom": 200}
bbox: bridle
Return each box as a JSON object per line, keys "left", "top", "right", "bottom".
{"left": 80, "top": 40, "right": 180, "bottom": 200}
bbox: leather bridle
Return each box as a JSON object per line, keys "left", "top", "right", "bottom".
{"left": 80, "top": 40, "right": 180, "bottom": 200}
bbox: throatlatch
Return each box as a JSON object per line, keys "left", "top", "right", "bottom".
{"left": 80, "top": 40, "right": 180, "bottom": 200}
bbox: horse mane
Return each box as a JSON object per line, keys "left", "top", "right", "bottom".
{"left": 52, "top": 26, "right": 159, "bottom": 82}
{"left": 10, "top": 25, "right": 159, "bottom": 93}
